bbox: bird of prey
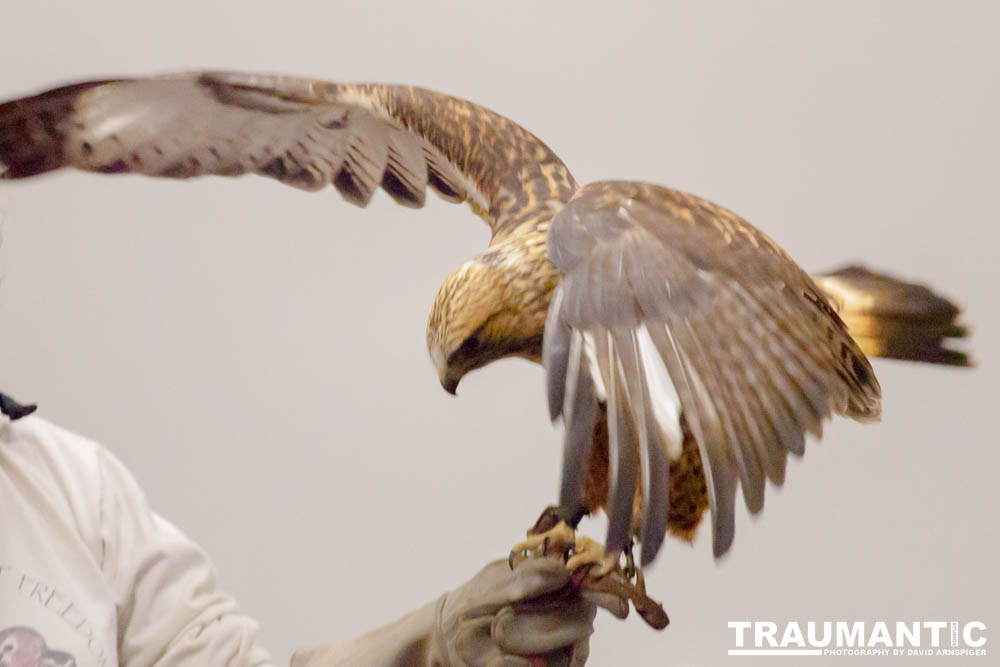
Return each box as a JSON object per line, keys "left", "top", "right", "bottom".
{"left": 0, "top": 72, "right": 968, "bottom": 577}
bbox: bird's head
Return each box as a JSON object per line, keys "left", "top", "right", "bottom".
{"left": 427, "top": 256, "right": 547, "bottom": 395}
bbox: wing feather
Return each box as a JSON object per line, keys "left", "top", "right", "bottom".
{"left": 604, "top": 331, "right": 639, "bottom": 554}
{"left": 0, "top": 71, "right": 577, "bottom": 235}
{"left": 546, "top": 181, "right": 882, "bottom": 561}
{"left": 557, "top": 329, "right": 601, "bottom": 520}
{"left": 613, "top": 326, "right": 672, "bottom": 564}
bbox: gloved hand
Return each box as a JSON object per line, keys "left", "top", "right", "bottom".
{"left": 291, "top": 556, "right": 629, "bottom": 667}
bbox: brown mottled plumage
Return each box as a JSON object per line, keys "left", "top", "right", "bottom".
{"left": 0, "top": 71, "right": 969, "bottom": 567}
{"left": 582, "top": 409, "right": 708, "bottom": 543}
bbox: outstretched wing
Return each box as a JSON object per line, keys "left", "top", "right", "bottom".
{"left": 0, "top": 72, "right": 576, "bottom": 235}
{"left": 544, "top": 181, "right": 881, "bottom": 564}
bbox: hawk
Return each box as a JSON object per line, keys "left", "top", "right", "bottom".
{"left": 0, "top": 72, "right": 967, "bottom": 587}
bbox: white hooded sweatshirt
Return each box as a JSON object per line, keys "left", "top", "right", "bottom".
{"left": 0, "top": 412, "right": 275, "bottom": 667}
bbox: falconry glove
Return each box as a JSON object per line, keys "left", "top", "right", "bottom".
{"left": 290, "top": 556, "right": 628, "bottom": 667}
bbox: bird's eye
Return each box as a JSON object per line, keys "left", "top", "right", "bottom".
{"left": 457, "top": 335, "right": 480, "bottom": 357}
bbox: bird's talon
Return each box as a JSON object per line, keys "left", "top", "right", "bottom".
{"left": 510, "top": 514, "right": 668, "bottom": 630}
{"left": 623, "top": 542, "right": 637, "bottom": 581}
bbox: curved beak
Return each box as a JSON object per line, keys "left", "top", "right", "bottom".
{"left": 432, "top": 344, "right": 461, "bottom": 395}
{"left": 439, "top": 371, "right": 460, "bottom": 396}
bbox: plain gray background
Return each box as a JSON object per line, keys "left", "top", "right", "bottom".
{"left": 1, "top": 1, "right": 996, "bottom": 665}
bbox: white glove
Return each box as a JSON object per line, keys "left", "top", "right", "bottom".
{"left": 291, "top": 556, "right": 628, "bottom": 667}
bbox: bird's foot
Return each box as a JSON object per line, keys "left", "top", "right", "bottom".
{"left": 508, "top": 507, "right": 669, "bottom": 630}
{"left": 508, "top": 520, "right": 618, "bottom": 575}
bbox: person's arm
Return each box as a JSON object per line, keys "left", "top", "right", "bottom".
{"left": 292, "top": 557, "right": 629, "bottom": 667}
{"left": 96, "top": 446, "right": 276, "bottom": 667}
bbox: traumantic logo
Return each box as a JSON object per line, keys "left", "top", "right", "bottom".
{"left": 728, "top": 621, "right": 988, "bottom": 657}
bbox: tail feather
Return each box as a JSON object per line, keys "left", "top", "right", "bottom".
{"left": 812, "top": 265, "right": 971, "bottom": 367}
